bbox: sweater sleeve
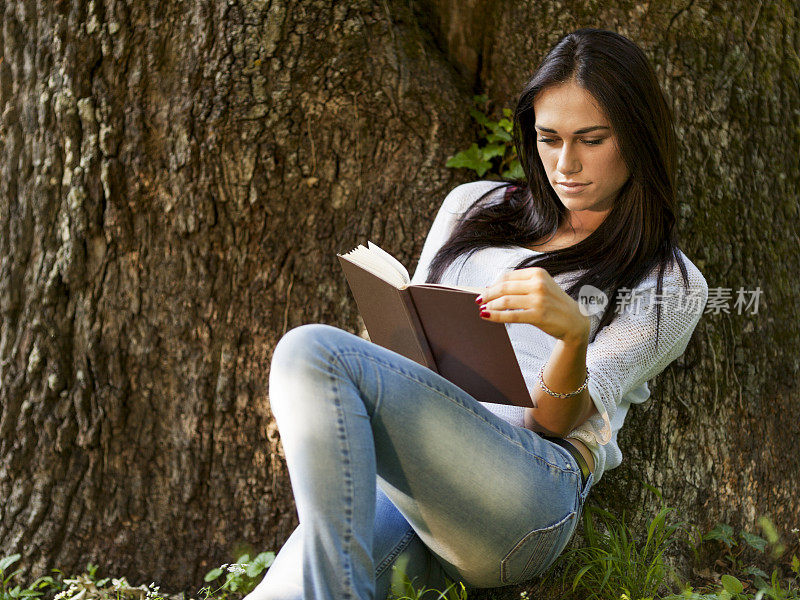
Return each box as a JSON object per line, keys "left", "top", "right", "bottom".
{"left": 411, "top": 181, "right": 506, "bottom": 285}
{"left": 579, "top": 256, "right": 709, "bottom": 444}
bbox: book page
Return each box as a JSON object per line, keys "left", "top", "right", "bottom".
{"left": 339, "top": 241, "right": 483, "bottom": 294}
{"left": 367, "top": 241, "right": 411, "bottom": 283}
{"left": 413, "top": 283, "right": 484, "bottom": 294}
{"left": 338, "top": 243, "right": 408, "bottom": 288}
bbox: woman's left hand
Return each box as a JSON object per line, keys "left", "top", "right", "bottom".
{"left": 476, "top": 267, "right": 590, "bottom": 344}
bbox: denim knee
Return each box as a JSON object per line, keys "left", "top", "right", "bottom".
{"left": 271, "top": 323, "right": 340, "bottom": 367}
{"left": 268, "top": 324, "right": 350, "bottom": 419}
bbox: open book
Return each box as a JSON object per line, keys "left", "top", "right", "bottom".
{"left": 336, "top": 241, "right": 532, "bottom": 408}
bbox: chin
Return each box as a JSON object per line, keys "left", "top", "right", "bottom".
{"left": 558, "top": 196, "right": 594, "bottom": 210}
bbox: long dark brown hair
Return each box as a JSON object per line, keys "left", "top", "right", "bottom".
{"left": 426, "top": 28, "right": 692, "bottom": 349}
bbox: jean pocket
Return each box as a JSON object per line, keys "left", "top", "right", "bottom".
{"left": 575, "top": 472, "right": 595, "bottom": 524}
{"left": 500, "top": 510, "right": 578, "bottom": 585}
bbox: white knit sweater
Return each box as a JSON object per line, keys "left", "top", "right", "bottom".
{"left": 410, "top": 180, "right": 709, "bottom": 484}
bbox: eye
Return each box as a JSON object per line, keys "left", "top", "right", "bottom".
{"left": 537, "top": 137, "right": 557, "bottom": 144}
{"left": 582, "top": 138, "right": 605, "bottom": 145}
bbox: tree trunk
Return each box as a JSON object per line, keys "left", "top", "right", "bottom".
{"left": 1, "top": 0, "right": 797, "bottom": 596}
{"left": 420, "top": 0, "right": 800, "bottom": 596}
{"left": 0, "top": 0, "right": 475, "bottom": 589}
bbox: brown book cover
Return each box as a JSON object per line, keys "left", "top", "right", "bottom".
{"left": 336, "top": 242, "right": 532, "bottom": 408}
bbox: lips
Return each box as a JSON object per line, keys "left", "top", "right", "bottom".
{"left": 556, "top": 181, "right": 590, "bottom": 194}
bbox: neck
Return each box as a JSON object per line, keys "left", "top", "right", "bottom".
{"left": 560, "top": 207, "right": 611, "bottom": 239}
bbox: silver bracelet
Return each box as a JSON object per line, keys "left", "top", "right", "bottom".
{"left": 537, "top": 361, "right": 589, "bottom": 398}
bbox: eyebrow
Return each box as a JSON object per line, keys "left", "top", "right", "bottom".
{"left": 535, "top": 125, "right": 611, "bottom": 135}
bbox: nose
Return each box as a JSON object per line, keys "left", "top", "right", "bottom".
{"left": 556, "top": 142, "right": 582, "bottom": 175}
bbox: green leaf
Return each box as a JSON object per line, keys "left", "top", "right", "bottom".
{"left": 204, "top": 568, "right": 223, "bottom": 582}
{"left": 721, "top": 574, "right": 744, "bottom": 595}
{"left": 246, "top": 552, "right": 276, "bottom": 578}
{"left": 740, "top": 531, "right": 768, "bottom": 552}
{"left": 255, "top": 551, "right": 276, "bottom": 566}
{"left": 472, "top": 94, "right": 488, "bottom": 105}
{"left": 0, "top": 555, "right": 22, "bottom": 573}
{"left": 742, "top": 565, "right": 768, "bottom": 579}
{"left": 791, "top": 553, "right": 799, "bottom": 574}
{"left": 497, "top": 118, "right": 513, "bottom": 132}
{"left": 501, "top": 159, "right": 524, "bottom": 180}
{"left": 486, "top": 127, "right": 512, "bottom": 142}
{"left": 469, "top": 108, "right": 490, "bottom": 128}
{"left": 642, "top": 482, "right": 664, "bottom": 502}
{"left": 571, "top": 565, "right": 593, "bottom": 590}
{"left": 502, "top": 108, "right": 513, "bottom": 117}
{"left": 752, "top": 573, "right": 769, "bottom": 591}
{"left": 704, "top": 523, "right": 736, "bottom": 548}
{"left": 445, "top": 144, "right": 492, "bottom": 176}
{"left": 481, "top": 143, "right": 506, "bottom": 160}
{"left": 3, "top": 568, "right": 23, "bottom": 585}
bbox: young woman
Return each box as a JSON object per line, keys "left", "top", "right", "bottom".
{"left": 246, "top": 28, "right": 709, "bottom": 600}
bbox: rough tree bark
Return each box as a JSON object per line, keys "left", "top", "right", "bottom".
{"left": 0, "top": 0, "right": 474, "bottom": 589}
{"left": 0, "top": 0, "right": 797, "bottom": 596}
{"left": 420, "top": 1, "right": 800, "bottom": 597}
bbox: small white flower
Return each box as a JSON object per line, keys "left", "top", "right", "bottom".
{"left": 226, "top": 563, "right": 246, "bottom": 575}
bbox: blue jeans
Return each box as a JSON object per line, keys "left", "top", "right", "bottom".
{"left": 245, "top": 324, "right": 594, "bottom": 600}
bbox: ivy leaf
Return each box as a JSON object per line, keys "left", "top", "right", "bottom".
{"left": 502, "top": 107, "right": 513, "bottom": 117}
{"left": 482, "top": 143, "right": 506, "bottom": 160}
{"left": 469, "top": 108, "right": 490, "bottom": 128}
{"left": 472, "top": 93, "right": 488, "bottom": 105}
{"left": 445, "top": 144, "right": 492, "bottom": 176}
{"left": 740, "top": 531, "right": 768, "bottom": 552}
{"left": 497, "top": 118, "right": 513, "bottom": 132}
{"left": 486, "top": 126, "right": 512, "bottom": 142}
{"left": 502, "top": 159, "right": 525, "bottom": 180}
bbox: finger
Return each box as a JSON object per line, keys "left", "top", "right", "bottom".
{"left": 481, "top": 293, "right": 537, "bottom": 312}
{"left": 479, "top": 308, "right": 537, "bottom": 323}
{"left": 480, "top": 280, "right": 534, "bottom": 303}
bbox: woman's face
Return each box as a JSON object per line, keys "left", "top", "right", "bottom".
{"left": 533, "top": 80, "right": 630, "bottom": 214}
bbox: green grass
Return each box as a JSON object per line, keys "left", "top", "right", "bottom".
{"left": 1, "top": 498, "right": 798, "bottom": 600}
{"left": 551, "top": 486, "right": 681, "bottom": 600}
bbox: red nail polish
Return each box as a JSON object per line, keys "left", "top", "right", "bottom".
{"left": 479, "top": 304, "right": 487, "bottom": 311}
{"left": 480, "top": 310, "right": 490, "bottom": 318}
{"left": 475, "top": 296, "right": 483, "bottom": 304}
